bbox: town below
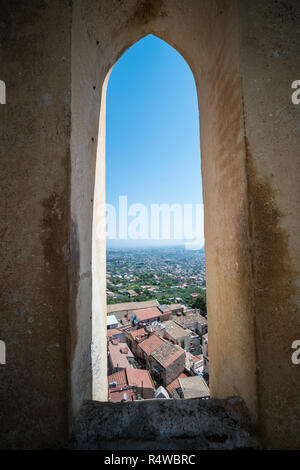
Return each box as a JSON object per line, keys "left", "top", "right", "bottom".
{"left": 106, "top": 247, "right": 209, "bottom": 403}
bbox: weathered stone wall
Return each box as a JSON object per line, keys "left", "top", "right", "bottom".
{"left": 198, "top": 0, "right": 258, "bottom": 423}
{"left": 68, "top": 397, "right": 260, "bottom": 450}
{"left": 0, "top": 0, "right": 72, "bottom": 449}
{"left": 164, "top": 353, "right": 186, "bottom": 387}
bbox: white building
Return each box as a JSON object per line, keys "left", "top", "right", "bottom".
{"left": 107, "top": 314, "right": 118, "bottom": 330}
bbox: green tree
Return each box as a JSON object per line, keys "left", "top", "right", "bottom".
{"left": 192, "top": 291, "right": 207, "bottom": 315}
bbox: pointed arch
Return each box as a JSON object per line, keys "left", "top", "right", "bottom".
{"left": 70, "top": 2, "right": 258, "bottom": 442}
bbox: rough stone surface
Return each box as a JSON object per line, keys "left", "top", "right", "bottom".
{"left": 67, "top": 397, "right": 260, "bottom": 450}
{"left": 238, "top": 0, "right": 300, "bottom": 450}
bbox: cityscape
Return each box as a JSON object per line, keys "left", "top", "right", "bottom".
{"left": 106, "top": 247, "right": 209, "bottom": 403}
{"left": 107, "top": 247, "right": 206, "bottom": 309}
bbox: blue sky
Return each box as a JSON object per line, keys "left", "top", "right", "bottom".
{"left": 106, "top": 34, "right": 203, "bottom": 248}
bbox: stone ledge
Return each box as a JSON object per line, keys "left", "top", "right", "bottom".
{"left": 68, "top": 397, "right": 261, "bottom": 450}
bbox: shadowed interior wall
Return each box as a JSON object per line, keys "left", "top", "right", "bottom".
{"left": 238, "top": 0, "right": 300, "bottom": 449}
{"left": 0, "top": 0, "right": 71, "bottom": 449}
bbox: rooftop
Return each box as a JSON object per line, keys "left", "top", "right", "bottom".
{"left": 108, "top": 341, "right": 134, "bottom": 369}
{"left": 107, "top": 300, "right": 158, "bottom": 315}
{"left": 133, "top": 306, "right": 163, "bottom": 322}
{"left": 138, "top": 334, "right": 165, "bottom": 356}
{"left": 108, "top": 369, "right": 127, "bottom": 388}
{"left": 158, "top": 304, "right": 172, "bottom": 314}
{"left": 163, "top": 320, "right": 190, "bottom": 340}
{"left": 151, "top": 342, "right": 185, "bottom": 368}
{"left": 126, "top": 368, "right": 155, "bottom": 391}
{"left": 178, "top": 375, "right": 210, "bottom": 399}
{"left": 108, "top": 388, "right": 136, "bottom": 403}
{"left": 107, "top": 314, "right": 118, "bottom": 327}
{"left": 166, "top": 372, "right": 189, "bottom": 397}
{"left": 174, "top": 312, "right": 207, "bottom": 327}
{"left": 192, "top": 355, "right": 203, "bottom": 363}
{"left": 168, "top": 304, "right": 185, "bottom": 311}
{"left": 127, "top": 327, "right": 149, "bottom": 342}
{"left": 108, "top": 368, "right": 154, "bottom": 392}
{"left": 107, "top": 328, "right": 124, "bottom": 337}
{"left": 107, "top": 369, "right": 137, "bottom": 403}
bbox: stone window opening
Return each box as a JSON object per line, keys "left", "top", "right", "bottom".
{"left": 101, "top": 34, "right": 206, "bottom": 404}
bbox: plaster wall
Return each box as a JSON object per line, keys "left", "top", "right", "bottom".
{"left": 238, "top": 0, "right": 300, "bottom": 449}
{"left": 69, "top": 397, "right": 260, "bottom": 450}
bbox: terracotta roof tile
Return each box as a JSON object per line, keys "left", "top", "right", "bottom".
{"left": 107, "top": 300, "right": 158, "bottom": 314}
{"left": 162, "top": 349, "right": 185, "bottom": 368}
{"left": 133, "top": 307, "right": 162, "bottom": 321}
{"left": 108, "top": 388, "right": 136, "bottom": 403}
{"left": 151, "top": 342, "right": 185, "bottom": 368}
{"left": 166, "top": 372, "right": 188, "bottom": 396}
{"left": 108, "top": 341, "right": 134, "bottom": 369}
{"left": 107, "top": 328, "right": 123, "bottom": 336}
{"left": 138, "top": 334, "right": 165, "bottom": 356}
{"left": 107, "top": 369, "right": 127, "bottom": 388}
{"left": 128, "top": 328, "right": 149, "bottom": 341}
{"left": 125, "top": 368, "right": 155, "bottom": 391}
